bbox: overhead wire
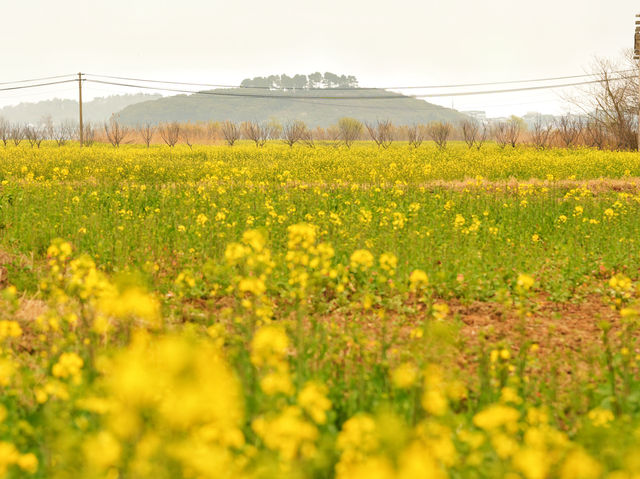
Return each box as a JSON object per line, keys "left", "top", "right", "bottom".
{"left": 83, "top": 83, "right": 458, "bottom": 112}
{"left": 0, "top": 86, "right": 79, "bottom": 101}
{"left": 84, "top": 70, "right": 636, "bottom": 91}
{"left": 0, "top": 74, "right": 76, "bottom": 86}
{"left": 83, "top": 82, "right": 561, "bottom": 113}
{"left": 83, "top": 75, "right": 635, "bottom": 100}
{"left": 0, "top": 79, "right": 78, "bottom": 92}
{"left": 0, "top": 71, "right": 632, "bottom": 116}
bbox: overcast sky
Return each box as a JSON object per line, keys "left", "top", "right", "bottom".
{"left": 1, "top": 0, "right": 637, "bottom": 117}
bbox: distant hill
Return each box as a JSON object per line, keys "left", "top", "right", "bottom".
{"left": 0, "top": 94, "right": 161, "bottom": 125}
{"left": 116, "top": 88, "right": 468, "bottom": 127}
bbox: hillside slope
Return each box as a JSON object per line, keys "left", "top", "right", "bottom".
{"left": 0, "top": 94, "right": 161, "bottom": 124}
{"left": 116, "top": 88, "right": 468, "bottom": 127}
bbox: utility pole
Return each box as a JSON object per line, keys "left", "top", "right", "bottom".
{"left": 78, "top": 72, "right": 84, "bottom": 147}
{"left": 635, "top": 15, "right": 640, "bottom": 151}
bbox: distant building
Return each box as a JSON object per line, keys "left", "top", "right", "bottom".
{"left": 522, "top": 112, "right": 556, "bottom": 129}
{"left": 462, "top": 110, "right": 487, "bottom": 121}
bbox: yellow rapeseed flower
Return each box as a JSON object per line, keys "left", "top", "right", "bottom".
{"left": 392, "top": 362, "right": 418, "bottom": 389}
{"left": 52, "top": 352, "right": 83, "bottom": 383}
{"left": 409, "top": 269, "right": 429, "bottom": 291}
{"left": 350, "top": 249, "right": 374, "bottom": 271}
{"left": 517, "top": 273, "right": 535, "bottom": 292}
{"left": 298, "top": 382, "right": 332, "bottom": 424}
{"left": 250, "top": 326, "right": 289, "bottom": 368}
{"left": 473, "top": 404, "right": 520, "bottom": 431}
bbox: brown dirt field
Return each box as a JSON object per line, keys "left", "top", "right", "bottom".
{"left": 280, "top": 177, "right": 640, "bottom": 194}
{"left": 305, "top": 296, "right": 621, "bottom": 354}
{"left": 10, "top": 288, "right": 632, "bottom": 382}
{"left": 15, "top": 298, "right": 48, "bottom": 323}
{"left": 453, "top": 296, "right": 619, "bottom": 354}
{"left": 190, "top": 294, "right": 625, "bottom": 358}
{"left": 11, "top": 177, "right": 640, "bottom": 194}
{"left": 0, "top": 249, "right": 12, "bottom": 288}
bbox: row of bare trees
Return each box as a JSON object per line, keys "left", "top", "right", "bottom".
{"left": 0, "top": 117, "right": 98, "bottom": 148}
{"left": 0, "top": 115, "right": 616, "bottom": 150}
{"left": 103, "top": 119, "right": 311, "bottom": 148}
{"left": 527, "top": 114, "right": 635, "bottom": 150}
{"left": 0, "top": 113, "right": 630, "bottom": 151}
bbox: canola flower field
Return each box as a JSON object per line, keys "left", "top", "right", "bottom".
{"left": 0, "top": 142, "right": 640, "bottom": 478}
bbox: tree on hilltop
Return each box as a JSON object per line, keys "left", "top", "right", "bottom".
{"left": 239, "top": 72, "right": 358, "bottom": 90}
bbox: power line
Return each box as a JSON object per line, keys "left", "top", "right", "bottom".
{"left": 0, "top": 86, "right": 78, "bottom": 101}
{"left": 86, "top": 81, "right": 484, "bottom": 114}
{"left": 84, "top": 75, "right": 634, "bottom": 100}
{"left": 85, "top": 83, "right": 428, "bottom": 112}
{"left": 85, "top": 82, "right": 560, "bottom": 113}
{"left": 0, "top": 80, "right": 78, "bottom": 92}
{"left": 375, "top": 70, "right": 637, "bottom": 90}
{"left": 0, "top": 74, "right": 75, "bottom": 86}
{"left": 85, "top": 70, "right": 636, "bottom": 91}
{"left": 416, "top": 77, "right": 636, "bottom": 97}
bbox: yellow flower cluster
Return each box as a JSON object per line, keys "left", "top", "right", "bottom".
{"left": 251, "top": 325, "right": 294, "bottom": 395}
{"left": 224, "top": 229, "right": 274, "bottom": 322}
{"left": 85, "top": 332, "right": 245, "bottom": 477}
{"left": 285, "top": 223, "right": 336, "bottom": 298}
{"left": 2, "top": 143, "right": 640, "bottom": 478}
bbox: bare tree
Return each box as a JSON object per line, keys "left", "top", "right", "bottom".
{"left": 0, "top": 118, "right": 9, "bottom": 147}
{"left": 475, "top": 122, "right": 489, "bottom": 150}
{"left": 568, "top": 54, "right": 638, "bottom": 150}
{"left": 530, "top": 116, "right": 554, "bottom": 150}
{"left": 83, "top": 123, "right": 96, "bottom": 147}
{"left": 159, "top": 122, "right": 180, "bottom": 147}
{"left": 301, "top": 127, "right": 315, "bottom": 148}
{"left": 460, "top": 119, "right": 480, "bottom": 149}
{"left": 282, "top": 120, "right": 308, "bottom": 148}
{"left": 584, "top": 119, "right": 608, "bottom": 150}
{"left": 181, "top": 128, "right": 193, "bottom": 149}
{"left": 242, "top": 121, "right": 261, "bottom": 146}
{"left": 427, "top": 121, "right": 452, "bottom": 150}
{"left": 221, "top": 121, "right": 241, "bottom": 146}
{"left": 24, "top": 125, "right": 36, "bottom": 148}
{"left": 267, "top": 120, "right": 282, "bottom": 142}
{"left": 54, "top": 121, "right": 76, "bottom": 146}
{"left": 325, "top": 125, "right": 342, "bottom": 148}
{"left": 337, "top": 117, "right": 363, "bottom": 148}
{"left": 241, "top": 120, "right": 279, "bottom": 147}
{"left": 42, "top": 116, "right": 55, "bottom": 142}
{"left": 492, "top": 122, "right": 509, "bottom": 148}
{"left": 24, "top": 125, "right": 44, "bottom": 148}
{"left": 104, "top": 117, "right": 130, "bottom": 148}
{"left": 406, "top": 124, "right": 426, "bottom": 148}
{"left": 139, "top": 123, "right": 155, "bottom": 148}
{"left": 505, "top": 117, "right": 523, "bottom": 147}
{"left": 10, "top": 124, "right": 23, "bottom": 146}
{"left": 206, "top": 121, "right": 220, "bottom": 142}
{"left": 365, "top": 120, "right": 394, "bottom": 149}
{"left": 555, "top": 114, "right": 583, "bottom": 147}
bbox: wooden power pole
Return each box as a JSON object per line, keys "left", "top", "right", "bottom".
{"left": 78, "top": 72, "right": 84, "bottom": 147}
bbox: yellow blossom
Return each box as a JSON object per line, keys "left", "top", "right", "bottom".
{"left": 392, "top": 362, "right": 418, "bottom": 389}
{"left": 350, "top": 249, "right": 374, "bottom": 271}
{"left": 298, "top": 382, "right": 332, "bottom": 424}
{"left": 473, "top": 404, "right": 520, "bottom": 431}
{"left": 409, "top": 269, "right": 429, "bottom": 291}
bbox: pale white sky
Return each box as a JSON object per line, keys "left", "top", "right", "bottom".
{"left": 1, "top": 0, "right": 637, "bottom": 117}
